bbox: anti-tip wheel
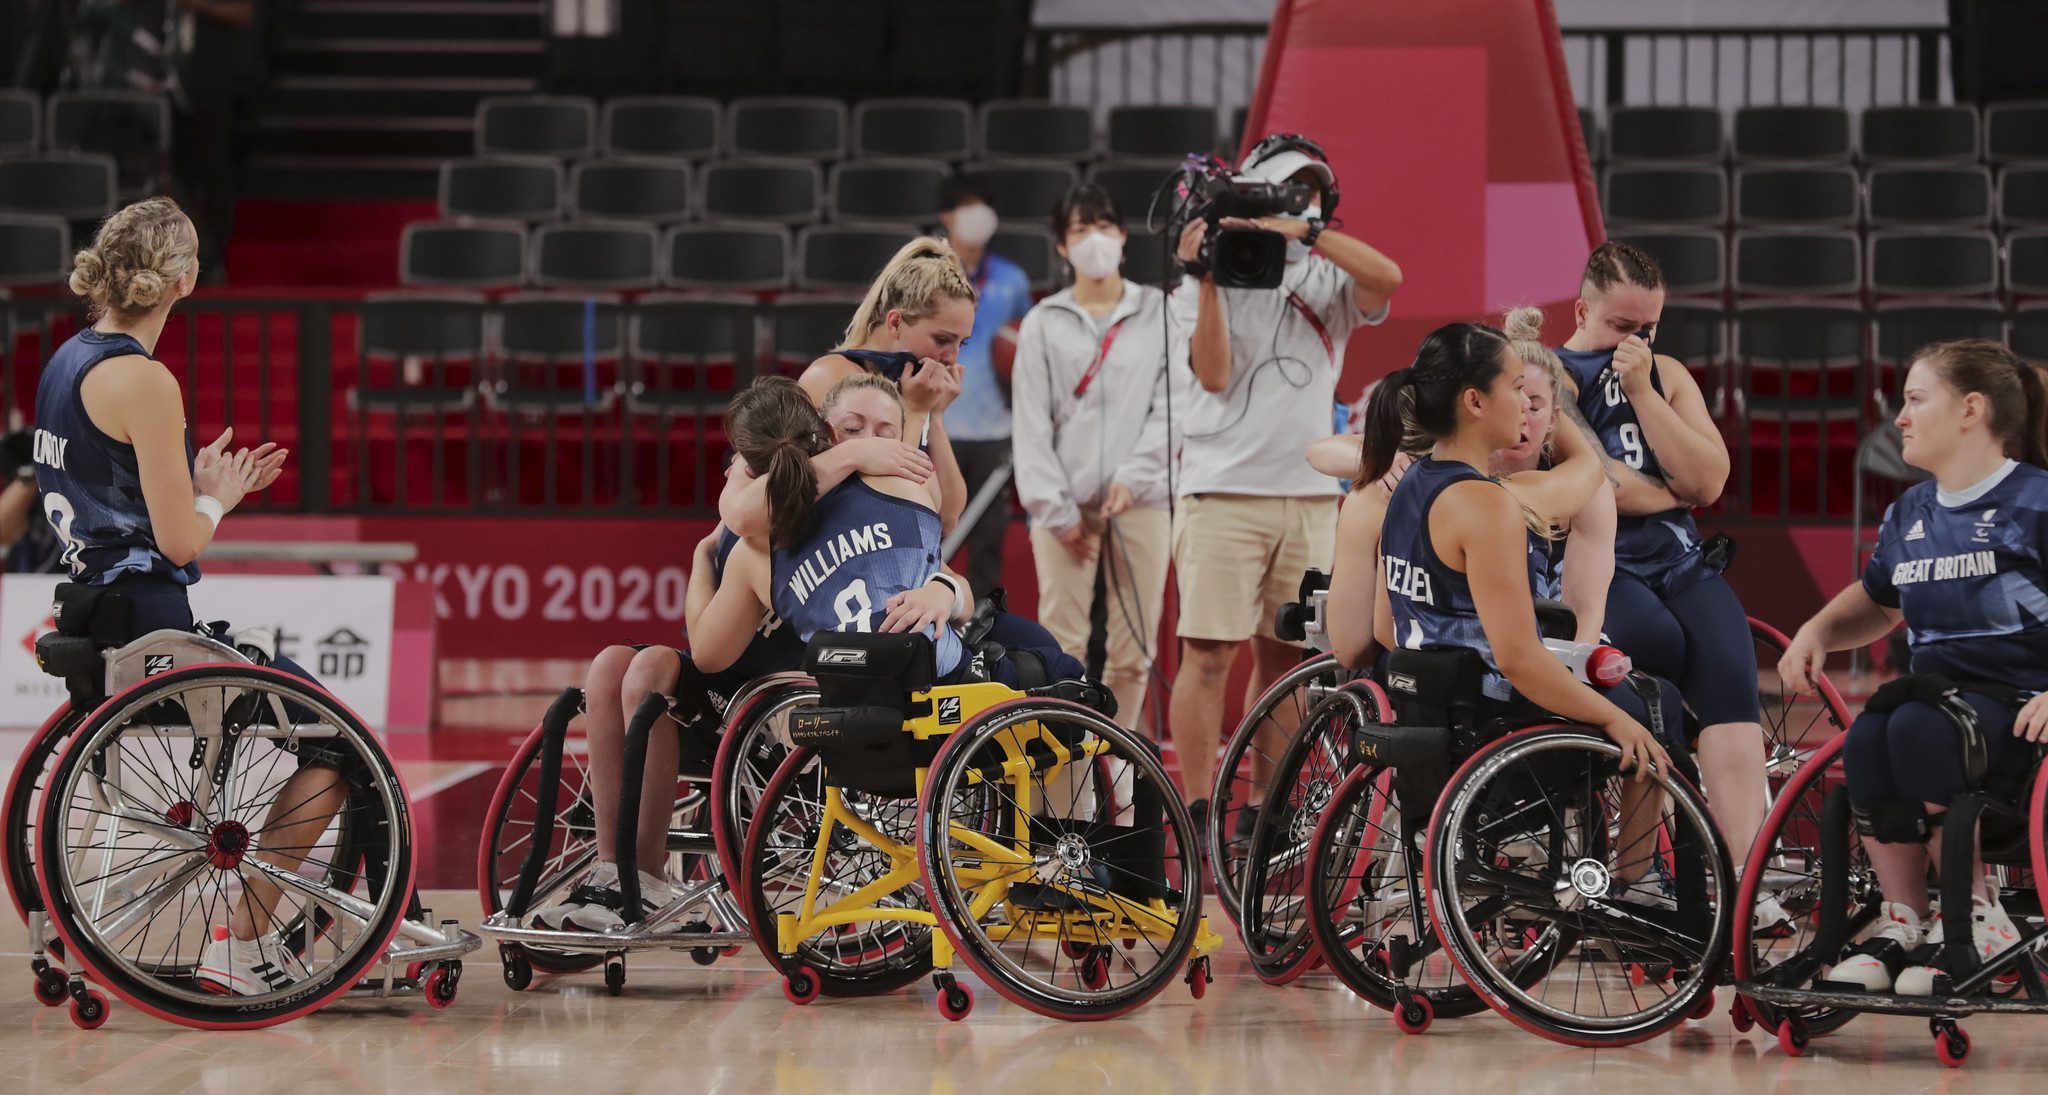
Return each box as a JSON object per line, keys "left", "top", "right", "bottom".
{"left": 938, "top": 982, "right": 973, "bottom": 1021}
{"left": 69, "top": 990, "right": 108, "bottom": 1030}
{"left": 1778, "top": 1018, "right": 1810, "bottom": 1058}
{"left": 1936, "top": 1025, "right": 1970, "bottom": 1069}
{"left": 604, "top": 955, "right": 626, "bottom": 998}
{"left": 1186, "top": 956, "right": 1211, "bottom": 1000}
{"left": 782, "top": 965, "right": 822, "bottom": 1006}
{"left": 1393, "top": 995, "right": 1433, "bottom": 1035}
{"left": 425, "top": 966, "right": 459, "bottom": 1009}
{"left": 502, "top": 948, "right": 534, "bottom": 992}
{"left": 1729, "top": 997, "right": 1754, "bottom": 1033}
{"left": 32, "top": 970, "right": 67, "bottom": 1007}
{"left": 1689, "top": 989, "right": 1716, "bottom": 1021}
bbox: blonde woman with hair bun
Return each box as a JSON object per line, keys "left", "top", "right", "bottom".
{"left": 718, "top": 235, "right": 973, "bottom": 542}
{"left": 30, "top": 197, "right": 341, "bottom": 994}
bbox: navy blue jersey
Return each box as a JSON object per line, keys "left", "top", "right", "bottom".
{"left": 1382, "top": 458, "right": 1530, "bottom": 701}
{"left": 771, "top": 479, "right": 963, "bottom": 675}
{"left": 1861, "top": 461, "right": 2048, "bottom": 692}
{"left": 31, "top": 329, "right": 198, "bottom": 586}
{"left": 710, "top": 529, "right": 806, "bottom": 680}
{"left": 835, "top": 349, "right": 916, "bottom": 386}
{"left": 1529, "top": 529, "right": 1564, "bottom": 601}
{"left": 1557, "top": 344, "right": 1709, "bottom": 592}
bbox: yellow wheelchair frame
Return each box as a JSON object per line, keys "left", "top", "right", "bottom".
{"left": 768, "top": 680, "right": 1221, "bottom": 1020}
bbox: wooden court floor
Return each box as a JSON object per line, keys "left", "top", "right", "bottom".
{"left": 3, "top": 890, "right": 2046, "bottom": 1094}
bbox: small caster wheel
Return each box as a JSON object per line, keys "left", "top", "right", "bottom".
{"left": 603, "top": 954, "right": 626, "bottom": 997}
{"left": 1730, "top": 997, "right": 1754, "bottom": 1033}
{"left": 1689, "top": 989, "right": 1716, "bottom": 1021}
{"left": 782, "top": 965, "right": 821, "bottom": 1006}
{"left": 70, "top": 990, "right": 108, "bottom": 1030}
{"left": 933, "top": 973, "right": 972, "bottom": 1021}
{"left": 691, "top": 947, "right": 720, "bottom": 967}
{"left": 1935, "top": 1026, "right": 1969, "bottom": 1069}
{"left": 1080, "top": 947, "right": 1111, "bottom": 991}
{"left": 33, "top": 968, "right": 67, "bottom": 1007}
{"left": 404, "top": 960, "right": 425, "bottom": 984}
{"left": 502, "top": 948, "right": 533, "bottom": 992}
{"left": 1061, "top": 940, "right": 1091, "bottom": 961}
{"left": 722, "top": 945, "right": 744, "bottom": 958}
{"left": 1777, "top": 1017, "right": 1809, "bottom": 1058}
{"left": 1393, "top": 994, "right": 1433, "bottom": 1035}
{"left": 424, "top": 966, "right": 459, "bottom": 1009}
{"left": 1185, "top": 956, "right": 1211, "bottom": 1000}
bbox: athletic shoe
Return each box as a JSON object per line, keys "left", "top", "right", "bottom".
{"left": 1896, "top": 896, "right": 2021, "bottom": 996}
{"left": 1752, "top": 894, "right": 1795, "bottom": 939}
{"left": 530, "top": 861, "right": 620, "bottom": 931}
{"left": 196, "top": 926, "right": 309, "bottom": 995}
{"left": 1233, "top": 803, "right": 1262, "bottom": 845}
{"left": 1827, "top": 901, "right": 1922, "bottom": 991}
{"left": 556, "top": 869, "right": 679, "bottom": 933}
{"left": 1607, "top": 855, "right": 1677, "bottom": 914}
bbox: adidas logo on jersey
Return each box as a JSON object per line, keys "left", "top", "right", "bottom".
{"left": 1905, "top": 519, "right": 1926, "bottom": 541}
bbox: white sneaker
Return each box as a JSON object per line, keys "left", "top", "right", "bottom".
{"left": 1895, "top": 896, "right": 2021, "bottom": 996}
{"left": 543, "top": 867, "right": 676, "bottom": 933}
{"left": 1752, "top": 894, "right": 1794, "bottom": 938}
{"left": 531, "top": 861, "right": 620, "bottom": 931}
{"left": 1827, "top": 902, "right": 1922, "bottom": 992}
{"left": 196, "top": 926, "right": 310, "bottom": 995}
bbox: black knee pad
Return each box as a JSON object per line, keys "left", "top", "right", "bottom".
{"left": 667, "top": 656, "right": 721, "bottom": 775}
{"left": 1853, "top": 799, "right": 1938, "bottom": 844}
{"left": 1865, "top": 674, "right": 1989, "bottom": 788}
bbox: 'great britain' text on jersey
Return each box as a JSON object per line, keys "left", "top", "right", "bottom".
{"left": 1890, "top": 550, "right": 1998, "bottom": 586}
{"left": 783, "top": 522, "right": 896, "bottom": 606}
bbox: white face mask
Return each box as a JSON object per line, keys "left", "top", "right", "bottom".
{"left": 949, "top": 203, "right": 998, "bottom": 248}
{"left": 1067, "top": 229, "right": 1124, "bottom": 281}
{"left": 1285, "top": 204, "right": 1321, "bottom": 264}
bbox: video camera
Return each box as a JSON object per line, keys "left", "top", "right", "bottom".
{"left": 1172, "top": 154, "right": 1317, "bottom": 290}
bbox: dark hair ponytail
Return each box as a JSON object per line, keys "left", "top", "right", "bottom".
{"left": 2016, "top": 361, "right": 2048, "bottom": 468}
{"left": 726, "top": 376, "right": 832, "bottom": 549}
{"left": 1359, "top": 323, "right": 1512, "bottom": 483}
{"left": 1921, "top": 339, "right": 2048, "bottom": 468}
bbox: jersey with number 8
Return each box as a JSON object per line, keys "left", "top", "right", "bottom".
{"left": 770, "top": 479, "right": 964, "bottom": 675}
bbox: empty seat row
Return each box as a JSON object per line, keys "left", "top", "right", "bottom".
{"left": 1603, "top": 164, "right": 2048, "bottom": 229}
{"left": 1612, "top": 227, "right": 2048, "bottom": 298}
{"left": 400, "top": 218, "right": 1177, "bottom": 293}
{"left": 0, "top": 89, "right": 169, "bottom": 159}
{"left": 0, "top": 153, "right": 118, "bottom": 223}
{"left": 476, "top": 95, "right": 1228, "bottom": 163}
{"left": 1583, "top": 102, "right": 2048, "bottom": 166}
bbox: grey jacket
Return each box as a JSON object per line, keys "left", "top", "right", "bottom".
{"left": 1010, "top": 282, "right": 1176, "bottom": 534}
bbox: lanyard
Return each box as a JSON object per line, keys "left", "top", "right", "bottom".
{"left": 1071, "top": 316, "right": 1129, "bottom": 400}
{"left": 1286, "top": 291, "right": 1335, "bottom": 363}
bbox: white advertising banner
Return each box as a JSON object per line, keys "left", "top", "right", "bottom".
{"left": 0, "top": 575, "right": 397, "bottom": 729}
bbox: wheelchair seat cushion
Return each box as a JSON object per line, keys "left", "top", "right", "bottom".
{"left": 1382, "top": 646, "right": 1493, "bottom": 730}
{"left": 804, "top": 632, "right": 936, "bottom": 708}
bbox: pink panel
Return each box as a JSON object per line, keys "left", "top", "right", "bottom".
{"left": 1261, "top": 47, "right": 1488, "bottom": 319}
{"left": 1485, "top": 181, "right": 1597, "bottom": 311}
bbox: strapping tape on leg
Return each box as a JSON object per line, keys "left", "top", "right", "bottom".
{"left": 1853, "top": 799, "right": 1939, "bottom": 844}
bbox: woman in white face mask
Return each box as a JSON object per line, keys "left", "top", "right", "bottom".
{"left": 1009, "top": 185, "right": 1178, "bottom": 735}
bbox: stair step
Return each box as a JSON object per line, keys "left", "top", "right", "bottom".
{"left": 293, "top": 0, "right": 545, "bottom": 41}
{"left": 267, "top": 76, "right": 535, "bottom": 121}
{"left": 279, "top": 38, "right": 543, "bottom": 80}
{"left": 250, "top": 125, "right": 477, "bottom": 158}
{"left": 244, "top": 156, "right": 443, "bottom": 201}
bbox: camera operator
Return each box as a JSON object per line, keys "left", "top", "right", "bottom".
{"left": 1167, "top": 134, "right": 1401, "bottom": 826}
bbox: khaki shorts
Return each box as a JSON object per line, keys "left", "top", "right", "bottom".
{"left": 1172, "top": 494, "right": 1339, "bottom": 644}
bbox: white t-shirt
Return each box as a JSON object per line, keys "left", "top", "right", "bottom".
{"left": 1167, "top": 255, "right": 1386, "bottom": 497}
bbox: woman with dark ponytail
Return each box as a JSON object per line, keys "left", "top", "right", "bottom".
{"left": 1780, "top": 339, "right": 2048, "bottom": 993}
{"left": 1340, "top": 322, "right": 1676, "bottom": 783}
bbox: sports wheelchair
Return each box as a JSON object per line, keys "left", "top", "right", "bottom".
{"left": 1218, "top": 570, "right": 1855, "bottom": 990}
{"left": 477, "top": 669, "right": 817, "bottom": 995}
{"left": 1732, "top": 677, "right": 2048, "bottom": 1068}
{"left": 733, "top": 631, "right": 1222, "bottom": 1021}
{"left": 4, "top": 615, "right": 477, "bottom": 1030}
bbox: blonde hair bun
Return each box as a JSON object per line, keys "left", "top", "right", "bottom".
{"left": 1502, "top": 305, "right": 1545, "bottom": 344}
{"left": 70, "top": 197, "right": 195, "bottom": 321}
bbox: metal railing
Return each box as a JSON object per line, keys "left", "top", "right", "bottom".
{"left": 1026, "top": 22, "right": 1267, "bottom": 138}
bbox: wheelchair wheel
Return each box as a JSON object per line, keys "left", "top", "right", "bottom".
{"left": 741, "top": 747, "right": 935, "bottom": 997}
{"left": 1731, "top": 733, "right": 1877, "bottom": 1039}
{"left": 4, "top": 704, "right": 84, "bottom": 924}
{"left": 1238, "top": 681, "right": 1387, "bottom": 984}
{"left": 1210, "top": 654, "right": 1348, "bottom": 929}
{"left": 1751, "top": 618, "right": 1851, "bottom": 785}
{"left": 1426, "top": 726, "right": 1732, "bottom": 1047}
{"left": 475, "top": 712, "right": 607, "bottom": 975}
{"left": 36, "top": 665, "right": 413, "bottom": 1029}
{"left": 919, "top": 699, "right": 1204, "bottom": 1020}
{"left": 1306, "top": 762, "right": 1542, "bottom": 1019}
{"left": 710, "top": 675, "right": 817, "bottom": 894}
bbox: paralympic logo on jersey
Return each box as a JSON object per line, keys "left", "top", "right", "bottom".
{"left": 784, "top": 522, "right": 896, "bottom": 606}
{"left": 1891, "top": 549, "right": 1998, "bottom": 587}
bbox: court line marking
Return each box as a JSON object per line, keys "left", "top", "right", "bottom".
{"left": 408, "top": 761, "right": 493, "bottom": 800}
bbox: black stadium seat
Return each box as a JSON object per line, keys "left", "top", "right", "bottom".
{"left": 1873, "top": 302, "right": 2007, "bottom": 373}
{"left": 0, "top": 153, "right": 118, "bottom": 221}
{"left": 1866, "top": 230, "right": 1998, "bottom": 297}
{"left": 529, "top": 221, "right": 659, "bottom": 290}
{"left": 2008, "top": 230, "right": 2048, "bottom": 296}
{"left": 628, "top": 294, "right": 761, "bottom": 412}
{"left": 1089, "top": 160, "right": 1180, "bottom": 226}
{"left": 728, "top": 97, "right": 847, "bottom": 160}
{"left": 700, "top": 160, "right": 824, "bottom": 224}
{"left": 1651, "top": 302, "right": 1726, "bottom": 370}
{"left": 1605, "top": 106, "right": 1724, "bottom": 163}
{"left": 1734, "top": 166, "right": 1858, "bottom": 228}
{"left": 664, "top": 223, "right": 790, "bottom": 291}
{"left": 44, "top": 90, "right": 169, "bottom": 196}
{"left": 1601, "top": 166, "right": 1726, "bottom": 227}
{"left": 1733, "top": 106, "right": 1852, "bottom": 162}
{"left": 1733, "top": 229, "right": 1860, "bottom": 296}
{"left": 989, "top": 227, "right": 1056, "bottom": 291}
{"left": 1121, "top": 229, "right": 1178, "bottom": 286}
{"left": 1611, "top": 230, "right": 1724, "bottom": 297}
{"left": 1865, "top": 166, "right": 1992, "bottom": 228}
{"left": 439, "top": 157, "right": 562, "bottom": 223}
{"left": 1107, "top": 105, "right": 1218, "bottom": 159}
{"left": 0, "top": 213, "right": 68, "bottom": 285}
{"left": 798, "top": 224, "right": 912, "bottom": 292}
{"left": 772, "top": 294, "right": 864, "bottom": 375}
{"left": 399, "top": 220, "right": 527, "bottom": 288}
{"left": 1859, "top": 104, "right": 1979, "bottom": 165}
{"left": 1998, "top": 167, "right": 2048, "bottom": 228}
{"left": 492, "top": 292, "right": 626, "bottom": 412}
{"left": 853, "top": 99, "right": 972, "bottom": 160}
{"left": 1986, "top": 101, "right": 2048, "bottom": 166}
{"left": 2014, "top": 302, "right": 2048, "bottom": 365}
{"left": 828, "top": 159, "right": 948, "bottom": 225}
{"left": 601, "top": 97, "right": 720, "bottom": 159}
{"left": 354, "top": 292, "right": 488, "bottom": 414}
{"left": 0, "top": 91, "right": 38, "bottom": 155}
{"left": 979, "top": 100, "right": 1094, "bottom": 160}
{"left": 971, "top": 160, "right": 1080, "bottom": 223}
{"left": 475, "top": 96, "right": 597, "bottom": 158}
{"left": 570, "top": 159, "right": 692, "bottom": 224}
